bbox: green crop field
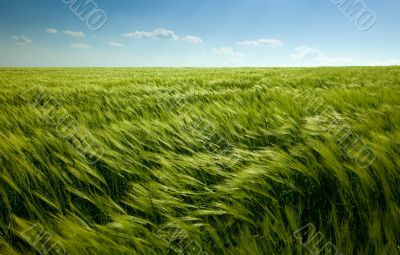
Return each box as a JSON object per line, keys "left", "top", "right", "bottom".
{"left": 0, "top": 67, "right": 399, "bottom": 254}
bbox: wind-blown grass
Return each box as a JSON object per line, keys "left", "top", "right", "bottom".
{"left": 0, "top": 67, "right": 399, "bottom": 254}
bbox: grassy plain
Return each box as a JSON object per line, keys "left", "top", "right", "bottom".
{"left": 0, "top": 67, "right": 399, "bottom": 254}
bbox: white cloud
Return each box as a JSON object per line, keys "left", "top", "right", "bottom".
{"left": 70, "top": 43, "right": 91, "bottom": 49}
{"left": 183, "top": 35, "right": 204, "bottom": 45}
{"left": 63, "top": 30, "right": 85, "bottom": 37}
{"left": 109, "top": 41, "right": 125, "bottom": 48}
{"left": 292, "top": 46, "right": 323, "bottom": 59}
{"left": 237, "top": 39, "right": 283, "bottom": 46}
{"left": 291, "top": 45, "right": 353, "bottom": 66}
{"left": 12, "top": 35, "right": 32, "bottom": 45}
{"left": 46, "top": 28, "right": 58, "bottom": 34}
{"left": 213, "top": 47, "right": 246, "bottom": 57}
{"left": 318, "top": 57, "right": 354, "bottom": 66}
{"left": 369, "top": 59, "right": 400, "bottom": 66}
{"left": 123, "top": 28, "right": 179, "bottom": 40}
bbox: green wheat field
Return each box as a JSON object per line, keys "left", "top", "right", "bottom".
{"left": 0, "top": 67, "right": 399, "bottom": 254}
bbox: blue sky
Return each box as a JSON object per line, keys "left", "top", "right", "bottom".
{"left": 0, "top": 0, "right": 399, "bottom": 67}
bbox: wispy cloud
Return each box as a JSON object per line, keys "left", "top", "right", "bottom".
{"left": 237, "top": 39, "right": 283, "bottom": 46}
{"left": 109, "top": 41, "right": 125, "bottom": 48}
{"left": 63, "top": 30, "right": 85, "bottom": 37}
{"left": 123, "top": 28, "right": 179, "bottom": 40}
{"left": 319, "top": 57, "right": 354, "bottom": 66}
{"left": 183, "top": 35, "right": 204, "bottom": 45}
{"left": 46, "top": 28, "right": 58, "bottom": 34}
{"left": 12, "top": 35, "right": 32, "bottom": 45}
{"left": 369, "top": 59, "right": 400, "bottom": 66}
{"left": 213, "top": 47, "right": 246, "bottom": 57}
{"left": 292, "top": 45, "right": 353, "bottom": 66}
{"left": 70, "top": 43, "right": 91, "bottom": 49}
{"left": 292, "top": 46, "right": 323, "bottom": 59}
